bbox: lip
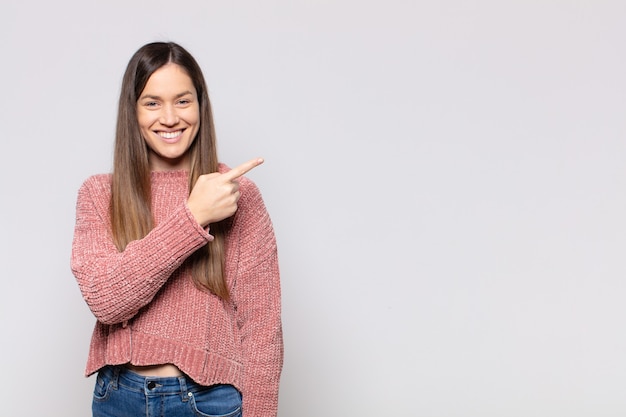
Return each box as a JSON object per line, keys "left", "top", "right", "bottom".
{"left": 155, "top": 129, "right": 184, "bottom": 143}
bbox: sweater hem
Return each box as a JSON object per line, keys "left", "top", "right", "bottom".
{"left": 84, "top": 329, "right": 244, "bottom": 391}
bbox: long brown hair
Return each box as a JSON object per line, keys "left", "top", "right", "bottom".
{"left": 110, "top": 41, "right": 229, "bottom": 299}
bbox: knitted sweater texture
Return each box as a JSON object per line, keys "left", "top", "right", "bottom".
{"left": 70, "top": 167, "right": 283, "bottom": 417}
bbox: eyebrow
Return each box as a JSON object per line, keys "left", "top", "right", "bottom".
{"left": 139, "top": 90, "right": 195, "bottom": 101}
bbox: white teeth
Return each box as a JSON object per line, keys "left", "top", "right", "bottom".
{"left": 158, "top": 131, "right": 181, "bottom": 139}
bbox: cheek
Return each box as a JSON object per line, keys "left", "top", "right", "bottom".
{"left": 136, "top": 111, "right": 153, "bottom": 131}
{"left": 186, "top": 109, "right": 201, "bottom": 134}
{"left": 188, "top": 108, "right": 200, "bottom": 125}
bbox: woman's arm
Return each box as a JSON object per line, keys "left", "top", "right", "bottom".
{"left": 70, "top": 176, "right": 212, "bottom": 325}
{"left": 232, "top": 178, "right": 284, "bottom": 417}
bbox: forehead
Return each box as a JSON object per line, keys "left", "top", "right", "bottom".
{"left": 142, "top": 63, "right": 196, "bottom": 95}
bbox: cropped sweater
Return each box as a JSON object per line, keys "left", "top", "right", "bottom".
{"left": 70, "top": 167, "right": 283, "bottom": 417}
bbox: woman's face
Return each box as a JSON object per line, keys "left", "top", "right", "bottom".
{"left": 137, "top": 63, "right": 200, "bottom": 171}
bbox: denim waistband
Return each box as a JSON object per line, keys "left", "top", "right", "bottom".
{"left": 100, "top": 366, "right": 206, "bottom": 397}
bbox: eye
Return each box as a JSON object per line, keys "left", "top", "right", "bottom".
{"left": 143, "top": 101, "right": 159, "bottom": 108}
{"left": 177, "top": 99, "right": 191, "bottom": 106}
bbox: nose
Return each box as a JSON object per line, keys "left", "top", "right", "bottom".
{"left": 159, "top": 104, "right": 179, "bottom": 126}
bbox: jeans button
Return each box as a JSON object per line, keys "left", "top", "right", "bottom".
{"left": 147, "top": 381, "right": 156, "bottom": 390}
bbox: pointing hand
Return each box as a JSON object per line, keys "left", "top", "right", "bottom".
{"left": 187, "top": 158, "right": 264, "bottom": 227}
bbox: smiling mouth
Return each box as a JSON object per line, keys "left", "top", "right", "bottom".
{"left": 157, "top": 130, "right": 183, "bottom": 139}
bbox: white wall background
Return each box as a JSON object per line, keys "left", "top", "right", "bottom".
{"left": 1, "top": 1, "right": 625, "bottom": 416}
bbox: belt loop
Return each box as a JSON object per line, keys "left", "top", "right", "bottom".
{"left": 179, "top": 376, "right": 190, "bottom": 402}
{"left": 111, "top": 366, "right": 120, "bottom": 390}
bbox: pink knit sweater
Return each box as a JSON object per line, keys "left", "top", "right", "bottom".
{"left": 70, "top": 167, "right": 283, "bottom": 417}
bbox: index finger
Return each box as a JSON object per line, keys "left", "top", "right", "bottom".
{"left": 223, "top": 157, "right": 264, "bottom": 181}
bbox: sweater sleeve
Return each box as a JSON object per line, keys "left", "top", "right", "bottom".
{"left": 231, "top": 178, "right": 284, "bottom": 417}
{"left": 70, "top": 176, "right": 212, "bottom": 325}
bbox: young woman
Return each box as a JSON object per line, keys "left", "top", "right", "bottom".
{"left": 71, "top": 41, "right": 283, "bottom": 417}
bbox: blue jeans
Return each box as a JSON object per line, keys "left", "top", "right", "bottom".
{"left": 92, "top": 366, "right": 242, "bottom": 417}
